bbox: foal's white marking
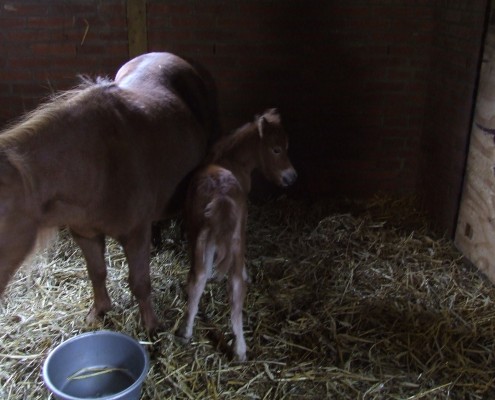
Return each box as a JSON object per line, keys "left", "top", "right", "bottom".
{"left": 204, "top": 239, "right": 216, "bottom": 279}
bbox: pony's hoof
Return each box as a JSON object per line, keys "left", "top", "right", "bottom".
{"left": 141, "top": 311, "right": 162, "bottom": 335}
{"left": 145, "top": 320, "right": 165, "bottom": 339}
{"left": 85, "top": 307, "right": 106, "bottom": 325}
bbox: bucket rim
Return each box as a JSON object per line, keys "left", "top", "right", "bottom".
{"left": 42, "top": 330, "right": 149, "bottom": 400}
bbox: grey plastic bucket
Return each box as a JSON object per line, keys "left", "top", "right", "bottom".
{"left": 42, "top": 331, "right": 149, "bottom": 400}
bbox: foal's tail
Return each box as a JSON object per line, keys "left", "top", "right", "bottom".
{"left": 203, "top": 195, "right": 238, "bottom": 278}
{"left": 204, "top": 195, "right": 237, "bottom": 236}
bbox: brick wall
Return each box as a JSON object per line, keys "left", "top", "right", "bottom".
{"left": 0, "top": 0, "right": 489, "bottom": 234}
{"left": 0, "top": 0, "right": 128, "bottom": 121}
{"left": 147, "top": 1, "right": 435, "bottom": 199}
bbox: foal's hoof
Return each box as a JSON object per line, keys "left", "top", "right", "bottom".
{"left": 174, "top": 325, "right": 192, "bottom": 344}
{"left": 174, "top": 333, "right": 191, "bottom": 345}
{"left": 233, "top": 339, "right": 247, "bottom": 362}
{"left": 234, "top": 352, "right": 247, "bottom": 362}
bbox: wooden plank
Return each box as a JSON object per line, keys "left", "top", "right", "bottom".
{"left": 456, "top": 127, "right": 495, "bottom": 282}
{"left": 127, "top": 0, "right": 147, "bottom": 59}
{"left": 455, "top": 29, "right": 495, "bottom": 283}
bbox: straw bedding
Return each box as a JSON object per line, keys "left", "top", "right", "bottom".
{"left": 1, "top": 196, "right": 495, "bottom": 399}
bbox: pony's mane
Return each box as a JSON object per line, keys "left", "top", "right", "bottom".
{"left": 0, "top": 76, "right": 115, "bottom": 197}
{"left": 0, "top": 76, "right": 115, "bottom": 145}
{"left": 206, "top": 109, "right": 281, "bottom": 164}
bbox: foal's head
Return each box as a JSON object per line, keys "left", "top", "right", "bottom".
{"left": 256, "top": 109, "right": 297, "bottom": 187}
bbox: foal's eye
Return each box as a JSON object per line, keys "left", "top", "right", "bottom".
{"left": 272, "top": 146, "right": 282, "bottom": 155}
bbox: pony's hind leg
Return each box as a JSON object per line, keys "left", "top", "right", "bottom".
{"left": 0, "top": 216, "right": 38, "bottom": 296}
{"left": 120, "top": 224, "right": 159, "bottom": 333}
{"left": 70, "top": 231, "right": 112, "bottom": 324}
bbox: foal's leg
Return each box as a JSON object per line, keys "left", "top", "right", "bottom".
{"left": 177, "top": 232, "right": 212, "bottom": 340}
{"left": 229, "top": 239, "right": 247, "bottom": 361}
{"left": 70, "top": 231, "right": 112, "bottom": 323}
{"left": 120, "top": 224, "right": 159, "bottom": 333}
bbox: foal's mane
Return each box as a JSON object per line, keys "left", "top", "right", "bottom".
{"left": 0, "top": 76, "right": 115, "bottom": 147}
{"left": 206, "top": 109, "right": 281, "bottom": 164}
{"left": 206, "top": 120, "right": 257, "bottom": 164}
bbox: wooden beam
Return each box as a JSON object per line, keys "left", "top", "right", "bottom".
{"left": 127, "top": 0, "right": 147, "bottom": 59}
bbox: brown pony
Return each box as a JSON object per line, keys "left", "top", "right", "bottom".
{"left": 177, "top": 109, "right": 297, "bottom": 361}
{"left": 0, "top": 52, "right": 220, "bottom": 332}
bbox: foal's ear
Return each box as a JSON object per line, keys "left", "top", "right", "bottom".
{"left": 257, "top": 116, "right": 266, "bottom": 138}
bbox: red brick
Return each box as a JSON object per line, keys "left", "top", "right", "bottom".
{"left": 27, "top": 16, "right": 74, "bottom": 29}
{"left": 0, "top": 16, "right": 26, "bottom": 29}
{"left": 148, "top": 3, "right": 192, "bottom": 15}
{"left": 169, "top": 14, "right": 216, "bottom": 30}
{"left": 98, "top": 30, "right": 128, "bottom": 42}
{"left": 4, "top": 30, "right": 40, "bottom": 42}
{"left": 76, "top": 43, "right": 128, "bottom": 56}
{"left": 97, "top": 3, "right": 125, "bottom": 18}
{"left": 1, "top": 3, "right": 49, "bottom": 15}
{"left": 50, "top": 4, "right": 96, "bottom": 16}
{"left": 148, "top": 30, "right": 193, "bottom": 44}
{"left": 12, "top": 83, "right": 50, "bottom": 96}
{"left": 1, "top": 69, "right": 32, "bottom": 81}
{"left": 31, "top": 43, "right": 76, "bottom": 56}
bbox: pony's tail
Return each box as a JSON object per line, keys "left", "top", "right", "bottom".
{"left": 5, "top": 149, "right": 35, "bottom": 202}
{"left": 35, "top": 227, "right": 59, "bottom": 254}
{"left": 20, "top": 227, "right": 58, "bottom": 276}
{"left": 9, "top": 150, "right": 58, "bottom": 258}
{"left": 0, "top": 170, "right": 56, "bottom": 297}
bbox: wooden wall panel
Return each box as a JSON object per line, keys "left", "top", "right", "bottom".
{"left": 127, "top": 0, "right": 147, "bottom": 58}
{"left": 455, "top": 29, "right": 495, "bottom": 283}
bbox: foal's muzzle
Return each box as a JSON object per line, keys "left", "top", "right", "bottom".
{"left": 281, "top": 168, "right": 298, "bottom": 187}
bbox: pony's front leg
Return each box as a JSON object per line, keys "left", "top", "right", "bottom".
{"left": 120, "top": 224, "right": 159, "bottom": 333}
{"left": 70, "top": 231, "right": 112, "bottom": 323}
